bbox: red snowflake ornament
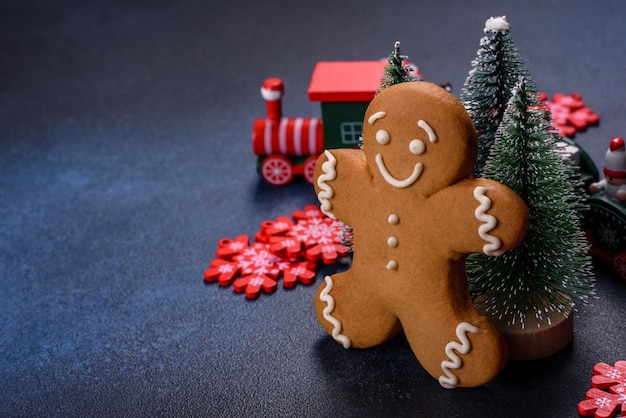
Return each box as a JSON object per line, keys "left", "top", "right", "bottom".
{"left": 204, "top": 258, "right": 240, "bottom": 286}
{"left": 204, "top": 236, "right": 250, "bottom": 285}
{"left": 231, "top": 242, "right": 290, "bottom": 299}
{"left": 539, "top": 92, "right": 600, "bottom": 138}
{"left": 215, "top": 235, "right": 250, "bottom": 260}
{"left": 305, "top": 241, "right": 351, "bottom": 264}
{"left": 256, "top": 216, "right": 295, "bottom": 243}
{"left": 233, "top": 273, "right": 278, "bottom": 299}
{"left": 291, "top": 204, "right": 326, "bottom": 221}
{"left": 579, "top": 361, "right": 626, "bottom": 417}
{"left": 205, "top": 239, "right": 319, "bottom": 298}
{"left": 593, "top": 361, "right": 626, "bottom": 390}
{"left": 204, "top": 205, "right": 351, "bottom": 299}
{"left": 272, "top": 217, "right": 349, "bottom": 264}
{"left": 578, "top": 387, "right": 626, "bottom": 418}
{"left": 269, "top": 235, "right": 304, "bottom": 258}
{"left": 282, "top": 260, "right": 317, "bottom": 288}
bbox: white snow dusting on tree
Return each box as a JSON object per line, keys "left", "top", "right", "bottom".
{"left": 484, "top": 16, "right": 511, "bottom": 34}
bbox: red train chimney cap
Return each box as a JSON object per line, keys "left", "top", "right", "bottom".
{"left": 261, "top": 78, "right": 284, "bottom": 101}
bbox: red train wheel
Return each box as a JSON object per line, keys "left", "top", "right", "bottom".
{"left": 303, "top": 156, "right": 318, "bottom": 185}
{"left": 262, "top": 155, "right": 294, "bottom": 186}
{"left": 614, "top": 253, "right": 626, "bottom": 279}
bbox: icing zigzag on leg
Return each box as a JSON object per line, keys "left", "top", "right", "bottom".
{"left": 438, "top": 322, "right": 481, "bottom": 389}
{"left": 319, "top": 276, "right": 351, "bottom": 348}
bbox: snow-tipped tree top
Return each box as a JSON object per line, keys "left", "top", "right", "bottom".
{"left": 484, "top": 16, "right": 510, "bottom": 34}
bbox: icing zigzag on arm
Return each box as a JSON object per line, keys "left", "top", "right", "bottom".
{"left": 438, "top": 322, "right": 481, "bottom": 389}
{"left": 473, "top": 186, "right": 503, "bottom": 256}
{"left": 319, "top": 276, "right": 351, "bottom": 349}
{"left": 317, "top": 150, "right": 337, "bottom": 219}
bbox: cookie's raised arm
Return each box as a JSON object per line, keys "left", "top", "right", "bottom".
{"left": 426, "top": 178, "right": 528, "bottom": 257}
{"left": 313, "top": 148, "right": 369, "bottom": 223}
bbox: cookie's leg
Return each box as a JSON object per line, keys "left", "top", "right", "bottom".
{"left": 402, "top": 314, "right": 507, "bottom": 388}
{"left": 314, "top": 273, "right": 401, "bottom": 348}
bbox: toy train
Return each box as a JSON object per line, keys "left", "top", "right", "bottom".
{"left": 252, "top": 60, "right": 407, "bottom": 186}
{"left": 253, "top": 77, "right": 324, "bottom": 185}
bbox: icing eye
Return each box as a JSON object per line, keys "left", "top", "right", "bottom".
{"left": 376, "top": 129, "right": 390, "bottom": 145}
{"left": 409, "top": 139, "right": 425, "bottom": 155}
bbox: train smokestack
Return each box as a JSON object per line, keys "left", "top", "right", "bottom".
{"left": 261, "top": 78, "right": 284, "bottom": 122}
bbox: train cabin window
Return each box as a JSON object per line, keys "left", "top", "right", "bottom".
{"left": 340, "top": 122, "right": 363, "bottom": 146}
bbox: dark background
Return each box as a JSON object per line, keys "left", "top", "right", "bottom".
{"left": 1, "top": 1, "right": 625, "bottom": 416}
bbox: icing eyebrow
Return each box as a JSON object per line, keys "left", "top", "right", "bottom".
{"left": 418, "top": 120, "right": 437, "bottom": 142}
{"left": 368, "top": 111, "right": 386, "bottom": 125}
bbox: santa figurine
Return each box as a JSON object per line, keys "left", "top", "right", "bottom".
{"left": 590, "top": 137, "right": 626, "bottom": 203}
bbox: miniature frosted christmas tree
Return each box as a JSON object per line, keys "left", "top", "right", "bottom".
{"left": 466, "top": 77, "right": 594, "bottom": 360}
{"left": 460, "top": 16, "right": 535, "bottom": 176}
{"left": 376, "top": 40, "right": 420, "bottom": 95}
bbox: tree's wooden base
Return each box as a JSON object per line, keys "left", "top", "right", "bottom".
{"left": 476, "top": 302, "right": 574, "bottom": 362}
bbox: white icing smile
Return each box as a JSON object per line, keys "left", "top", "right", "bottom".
{"left": 375, "top": 153, "right": 423, "bottom": 189}
{"left": 368, "top": 114, "right": 436, "bottom": 189}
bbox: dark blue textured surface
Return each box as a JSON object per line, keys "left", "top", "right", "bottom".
{"left": 1, "top": 1, "right": 625, "bottom": 416}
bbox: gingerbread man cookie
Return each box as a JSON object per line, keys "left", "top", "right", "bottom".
{"left": 313, "top": 81, "right": 529, "bottom": 388}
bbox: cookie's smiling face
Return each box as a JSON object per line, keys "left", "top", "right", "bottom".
{"left": 367, "top": 110, "right": 437, "bottom": 189}
{"left": 362, "top": 82, "right": 477, "bottom": 196}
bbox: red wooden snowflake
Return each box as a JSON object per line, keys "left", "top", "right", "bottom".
{"left": 291, "top": 204, "right": 326, "bottom": 221}
{"left": 215, "top": 235, "right": 249, "bottom": 260}
{"left": 204, "top": 258, "right": 240, "bottom": 286}
{"left": 204, "top": 236, "right": 250, "bottom": 285}
{"left": 233, "top": 242, "right": 289, "bottom": 299}
{"left": 578, "top": 387, "right": 626, "bottom": 418}
{"left": 256, "top": 216, "right": 295, "bottom": 243}
{"left": 305, "top": 241, "right": 351, "bottom": 264}
{"left": 204, "top": 205, "right": 350, "bottom": 299}
{"left": 579, "top": 361, "right": 626, "bottom": 417}
{"left": 268, "top": 234, "right": 303, "bottom": 258}
{"left": 205, "top": 238, "right": 318, "bottom": 299}
{"left": 233, "top": 275, "right": 277, "bottom": 299}
{"left": 538, "top": 92, "right": 600, "bottom": 138}
{"left": 282, "top": 260, "right": 317, "bottom": 288}
{"left": 271, "top": 217, "right": 350, "bottom": 264}
{"left": 593, "top": 361, "right": 626, "bottom": 390}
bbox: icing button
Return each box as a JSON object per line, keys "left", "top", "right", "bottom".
{"left": 388, "top": 214, "right": 399, "bottom": 225}
{"left": 386, "top": 260, "right": 398, "bottom": 270}
{"left": 387, "top": 236, "right": 398, "bottom": 247}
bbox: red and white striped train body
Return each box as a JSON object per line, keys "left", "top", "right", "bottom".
{"left": 252, "top": 78, "right": 324, "bottom": 185}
